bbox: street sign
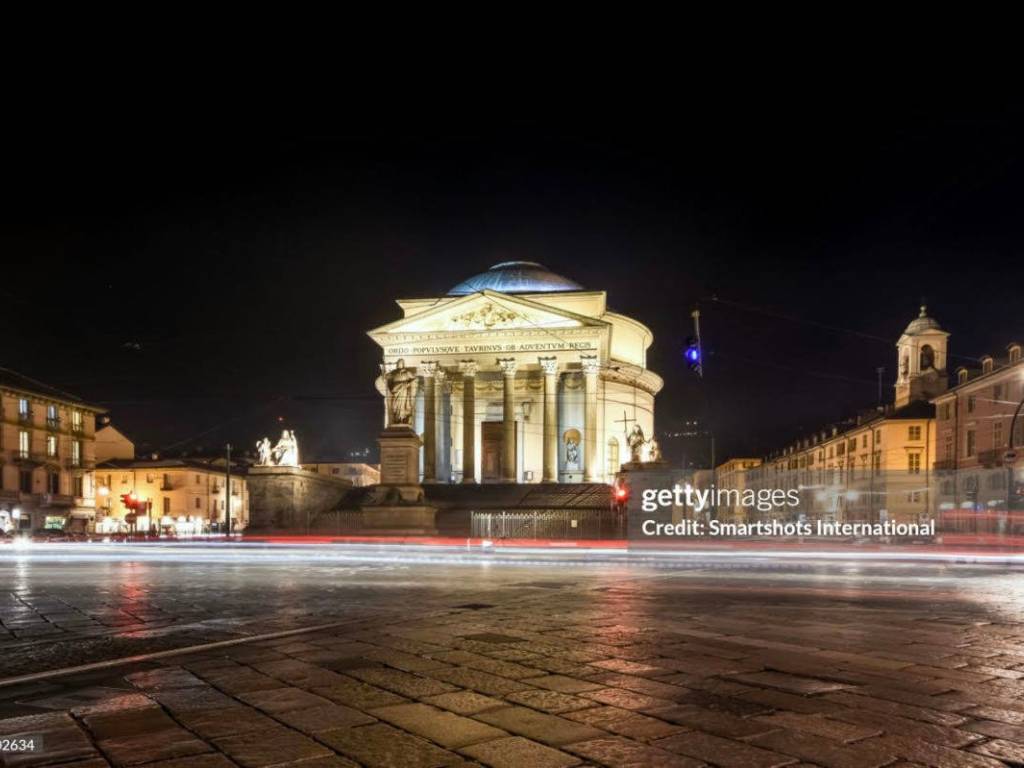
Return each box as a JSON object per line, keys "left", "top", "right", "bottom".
{"left": 1005, "top": 450, "right": 1018, "bottom": 465}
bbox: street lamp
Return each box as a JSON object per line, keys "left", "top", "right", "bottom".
{"left": 1007, "top": 372, "right": 1024, "bottom": 515}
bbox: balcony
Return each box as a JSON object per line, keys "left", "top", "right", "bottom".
{"left": 70, "top": 422, "right": 85, "bottom": 435}
{"left": 46, "top": 417, "right": 61, "bottom": 431}
{"left": 63, "top": 458, "right": 94, "bottom": 470}
{"left": 42, "top": 493, "right": 74, "bottom": 507}
{"left": 14, "top": 451, "right": 46, "bottom": 466}
{"left": 978, "top": 449, "right": 1005, "bottom": 468}
{"left": 17, "top": 411, "right": 33, "bottom": 424}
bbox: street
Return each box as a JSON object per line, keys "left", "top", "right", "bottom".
{"left": 1, "top": 545, "right": 1024, "bottom": 766}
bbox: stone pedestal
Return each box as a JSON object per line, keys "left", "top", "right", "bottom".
{"left": 378, "top": 426, "right": 423, "bottom": 501}
{"left": 247, "top": 465, "right": 351, "bottom": 531}
{"left": 365, "top": 426, "right": 437, "bottom": 533}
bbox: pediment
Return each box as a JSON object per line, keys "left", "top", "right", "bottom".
{"left": 369, "top": 291, "right": 606, "bottom": 338}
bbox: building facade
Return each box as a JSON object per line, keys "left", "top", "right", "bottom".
{"left": 717, "top": 308, "right": 945, "bottom": 525}
{"left": 368, "top": 261, "right": 662, "bottom": 485}
{"left": 0, "top": 368, "right": 102, "bottom": 533}
{"left": 932, "top": 341, "right": 1024, "bottom": 523}
{"left": 301, "top": 462, "right": 380, "bottom": 487}
{"left": 94, "top": 457, "right": 249, "bottom": 535}
{"left": 714, "top": 458, "right": 762, "bottom": 521}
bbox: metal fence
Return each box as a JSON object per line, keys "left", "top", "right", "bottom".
{"left": 470, "top": 508, "right": 625, "bottom": 540}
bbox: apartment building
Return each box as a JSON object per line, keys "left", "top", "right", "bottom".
{"left": 0, "top": 368, "right": 103, "bottom": 533}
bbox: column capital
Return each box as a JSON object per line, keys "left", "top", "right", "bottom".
{"left": 458, "top": 360, "right": 479, "bottom": 377}
{"left": 580, "top": 354, "right": 600, "bottom": 375}
{"left": 497, "top": 358, "right": 518, "bottom": 376}
{"left": 538, "top": 356, "right": 559, "bottom": 376}
{"left": 419, "top": 361, "right": 439, "bottom": 377}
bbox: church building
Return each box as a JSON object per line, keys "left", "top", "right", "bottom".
{"left": 368, "top": 261, "right": 662, "bottom": 484}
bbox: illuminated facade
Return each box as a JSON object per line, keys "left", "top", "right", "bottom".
{"left": 932, "top": 341, "right": 1023, "bottom": 516}
{"left": 95, "top": 458, "right": 249, "bottom": 534}
{"left": 0, "top": 368, "right": 101, "bottom": 532}
{"left": 302, "top": 462, "right": 380, "bottom": 487}
{"left": 719, "top": 308, "right": 944, "bottom": 524}
{"left": 368, "top": 261, "right": 662, "bottom": 484}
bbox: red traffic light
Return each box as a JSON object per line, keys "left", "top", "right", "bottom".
{"left": 613, "top": 483, "right": 629, "bottom": 502}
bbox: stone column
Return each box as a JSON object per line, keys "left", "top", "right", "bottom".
{"left": 498, "top": 358, "right": 518, "bottom": 482}
{"left": 420, "top": 361, "right": 438, "bottom": 482}
{"left": 459, "top": 361, "right": 478, "bottom": 484}
{"left": 539, "top": 356, "right": 559, "bottom": 482}
{"left": 581, "top": 354, "right": 600, "bottom": 482}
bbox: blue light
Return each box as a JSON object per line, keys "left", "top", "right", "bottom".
{"left": 685, "top": 347, "right": 700, "bottom": 363}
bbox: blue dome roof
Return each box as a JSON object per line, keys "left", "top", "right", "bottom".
{"left": 448, "top": 261, "right": 583, "bottom": 296}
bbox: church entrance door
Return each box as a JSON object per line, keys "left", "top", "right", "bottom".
{"left": 482, "top": 421, "right": 515, "bottom": 482}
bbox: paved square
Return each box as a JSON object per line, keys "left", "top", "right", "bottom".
{"left": 3, "top": 544, "right": 1024, "bottom": 766}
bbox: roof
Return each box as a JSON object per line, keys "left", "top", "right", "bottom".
{"left": 447, "top": 261, "right": 583, "bottom": 296}
{"left": 902, "top": 305, "right": 944, "bottom": 336}
{"left": 97, "top": 457, "right": 248, "bottom": 473}
{"left": 0, "top": 367, "right": 104, "bottom": 411}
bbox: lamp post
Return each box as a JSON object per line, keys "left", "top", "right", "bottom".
{"left": 1007, "top": 378, "right": 1024, "bottom": 515}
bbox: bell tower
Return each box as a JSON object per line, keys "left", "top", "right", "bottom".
{"left": 894, "top": 305, "right": 949, "bottom": 408}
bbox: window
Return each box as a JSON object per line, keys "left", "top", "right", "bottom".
{"left": 908, "top": 453, "right": 921, "bottom": 474}
{"left": 862, "top": 435, "right": 868, "bottom": 449}
{"left": 837, "top": 443, "right": 845, "bottom": 456}
{"left": 195, "top": 474, "right": 201, "bottom": 484}
{"left": 606, "top": 437, "right": 619, "bottom": 478}
{"left": 71, "top": 410, "right": 83, "bottom": 433}
{"left": 966, "top": 430, "right": 977, "bottom": 458}
{"left": 848, "top": 439, "right": 857, "bottom": 452}
{"left": 958, "top": 369, "right": 969, "bottom": 384}
{"left": 995, "top": 421, "right": 1004, "bottom": 449}
{"left": 71, "top": 440, "right": 81, "bottom": 467}
{"left": 982, "top": 357, "right": 993, "bottom": 374}
{"left": 19, "top": 470, "right": 32, "bottom": 493}
{"left": 46, "top": 404, "right": 58, "bottom": 428}
{"left": 875, "top": 430, "right": 882, "bottom": 444}
{"left": 1011, "top": 345, "right": 1022, "bottom": 364}
{"left": 967, "top": 395, "right": 977, "bottom": 414}
{"left": 163, "top": 497, "right": 171, "bottom": 515}
{"left": 873, "top": 451, "right": 881, "bottom": 471}
{"left": 46, "top": 434, "right": 57, "bottom": 457}
{"left": 18, "top": 430, "right": 29, "bottom": 458}
{"left": 940, "top": 402, "right": 952, "bottom": 420}
{"left": 73, "top": 475, "right": 84, "bottom": 497}
{"left": 195, "top": 497, "right": 201, "bottom": 509}
{"left": 994, "top": 383, "right": 1005, "bottom": 401}
{"left": 18, "top": 398, "right": 29, "bottom": 420}
{"left": 908, "top": 426, "right": 921, "bottom": 441}
{"left": 944, "top": 433, "right": 953, "bottom": 460}
{"left": 47, "top": 472, "right": 59, "bottom": 494}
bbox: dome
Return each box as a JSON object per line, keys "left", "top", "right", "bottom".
{"left": 903, "top": 305, "right": 943, "bottom": 335}
{"left": 448, "top": 261, "right": 583, "bottom": 296}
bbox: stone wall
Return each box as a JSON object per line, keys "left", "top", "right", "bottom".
{"left": 246, "top": 466, "right": 351, "bottom": 532}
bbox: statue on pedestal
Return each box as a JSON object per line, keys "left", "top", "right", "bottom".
{"left": 273, "top": 429, "right": 299, "bottom": 467}
{"left": 255, "top": 430, "right": 300, "bottom": 467}
{"left": 627, "top": 424, "right": 646, "bottom": 463}
{"left": 385, "top": 359, "right": 418, "bottom": 427}
{"left": 255, "top": 437, "right": 273, "bottom": 466}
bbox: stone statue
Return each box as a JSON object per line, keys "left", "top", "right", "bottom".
{"left": 272, "top": 429, "right": 299, "bottom": 467}
{"left": 565, "top": 438, "right": 580, "bottom": 467}
{"left": 255, "top": 437, "right": 273, "bottom": 466}
{"left": 627, "top": 424, "right": 646, "bottom": 463}
{"left": 385, "top": 359, "right": 418, "bottom": 427}
{"left": 647, "top": 435, "right": 662, "bottom": 462}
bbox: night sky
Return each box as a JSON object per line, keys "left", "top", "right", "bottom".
{"left": 4, "top": 117, "right": 1023, "bottom": 467}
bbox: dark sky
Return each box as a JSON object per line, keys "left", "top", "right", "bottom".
{"left": 3, "top": 117, "right": 1023, "bottom": 466}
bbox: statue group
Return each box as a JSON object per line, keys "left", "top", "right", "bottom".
{"left": 627, "top": 424, "right": 662, "bottom": 463}
{"left": 256, "top": 429, "right": 300, "bottom": 467}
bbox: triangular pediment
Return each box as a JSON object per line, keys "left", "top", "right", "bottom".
{"left": 369, "top": 290, "right": 606, "bottom": 339}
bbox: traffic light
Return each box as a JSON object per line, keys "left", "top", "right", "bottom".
{"left": 612, "top": 481, "right": 629, "bottom": 506}
{"left": 120, "top": 493, "right": 135, "bottom": 510}
{"left": 684, "top": 337, "right": 702, "bottom": 373}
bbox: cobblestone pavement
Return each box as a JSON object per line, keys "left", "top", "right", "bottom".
{"left": 4, "top": 545, "right": 1024, "bottom": 766}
